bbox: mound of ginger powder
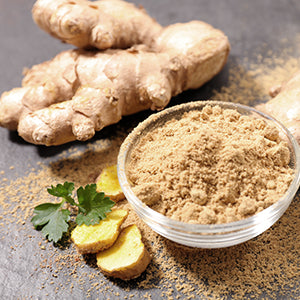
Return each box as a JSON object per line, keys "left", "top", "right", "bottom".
{"left": 128, "top": 105, "right": 294, "bottom": 224}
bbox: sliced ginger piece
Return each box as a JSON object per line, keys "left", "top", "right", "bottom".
{"left": 71, "top": 209, "right": 128, "bottom": 254}
{"left": 96, "top": 224, "right": 151, "bottom": 280}
{"left": 96, "top": 165, "right": 125, "bottom": 202}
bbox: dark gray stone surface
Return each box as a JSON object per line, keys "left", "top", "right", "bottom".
{"left": 0, "top": 0, "right": 299, "bottom": 299}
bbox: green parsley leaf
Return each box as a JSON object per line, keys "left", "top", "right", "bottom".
{"left": 47, "top": 182, "right": 75, "bottom": 205}
{"left": 31, "top": 182, "right": 116, "bottom": 243}
{"left": 76, "top": 184, "right": 115, "bottom": 226}
{"left": 31, "top": 202, "right": 70, "bottom": 243}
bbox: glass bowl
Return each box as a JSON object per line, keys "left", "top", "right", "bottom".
{"left": 117, "top": 101, "right": 300, "bottom": 248}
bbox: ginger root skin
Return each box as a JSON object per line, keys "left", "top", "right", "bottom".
{"left": 256, "top": 71, "right": 300, "bottom": 143}
{"left": 0, "top": 0, "right": 230, "bottom": 146}
{"left": 32, "top": 0, "right": 163, "bottom": 50}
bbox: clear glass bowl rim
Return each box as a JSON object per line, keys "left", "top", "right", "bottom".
{"left": 117, "top": 101, "right": 300, "bottom": 236}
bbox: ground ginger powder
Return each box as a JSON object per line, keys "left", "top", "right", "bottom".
{"left": 128, "top": 105, "right": 294, "bottom": 224}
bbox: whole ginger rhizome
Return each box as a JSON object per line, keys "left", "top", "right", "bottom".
{"left": 128, "top": 105, "right": 294, "bottom": 224}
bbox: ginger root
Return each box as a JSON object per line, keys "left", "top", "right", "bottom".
{"left": 32, "top": 0, "right": 162, "bottom": 50}
{"left": 96, "top": 165, "right": 124, "bottom": 202}
{"left": 96, "top": 224, "right": 151, "bottom": 280}
{"left": 0, "top": 0, "right": 230, "bottom": 146}
{"left": 71, "top": 209, "right": 128, "bottom": 254}
{"left": 256, "top": 71, "right": 300, "bottom": 143}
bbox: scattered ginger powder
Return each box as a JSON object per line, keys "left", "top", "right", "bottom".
{"left": 128, "top": 105, "right": 294, "bottom": 224}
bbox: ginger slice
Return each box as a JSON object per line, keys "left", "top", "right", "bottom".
{"left": 96, "top": 165, "right": 124, "bottom": 202}
{"left": 96, "top": 224, "right": 151, "bottom": 280}
{"left": 71, "top": 209, "right": 128, "bottom": 254}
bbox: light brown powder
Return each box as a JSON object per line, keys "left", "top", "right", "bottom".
{"left": 128, "top": 105, "right": 294, "bottom": 224}
{"left": 211, "top": 48, "right": 300, "bottom": 107}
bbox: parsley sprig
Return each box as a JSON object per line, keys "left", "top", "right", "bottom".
{"left": 31, "top": 182, "right": 115, "bottom": 243}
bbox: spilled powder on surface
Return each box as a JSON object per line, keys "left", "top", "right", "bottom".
{"left": 212, "top": 50, "right": 300, "bottom": 107}
{"left": 0, "top": 134, "right": 299, "bottom": 299}
{"left": 0, "top": 45, "right": 300, "bottom": 298}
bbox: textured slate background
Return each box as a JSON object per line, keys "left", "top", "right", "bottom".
{"left": 0, "top": 0, "right": 299, "bottom": 299}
